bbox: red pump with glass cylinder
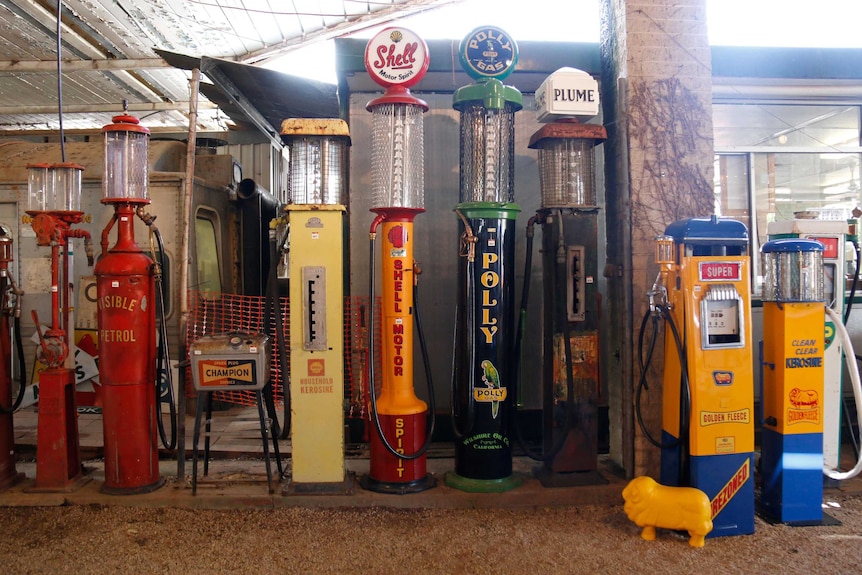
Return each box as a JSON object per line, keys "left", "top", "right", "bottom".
{"left": 26, "top": 161, "right": 94, "bottom": 491}
{"left": 0, "top": 225, "right": 24, "bottom": 492}
{"left": 95, "top": 111, "right": 163, "bottom": 494}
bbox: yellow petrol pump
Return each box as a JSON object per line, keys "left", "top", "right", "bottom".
{"left": 649, "top": 216, "right": 755, "bottom": 538}
{"left": 759, "top": 239, "right": 827, "bottom": 524}
{"left": 280, "top": 119, "right": 351, "bottom": 494}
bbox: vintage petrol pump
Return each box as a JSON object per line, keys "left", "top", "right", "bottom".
{"left": 767, "top": 218, "right": 851, "bottom": 477}
{"left": 280, "top": 118, "right": 351, "bottom": 493}
{"left": 26, "top": 161, "right": 93, "bottom": 491}
{"left": 650, "top": 217, "right": 755, "bottom": 537}
{"left": 361, "top": 27, "right": 435, "bottom": 494}
{"left": 0, "top": 224, "right": 24, "bottom": 491}
{"left": 759, "top": 239, "right": 827, "bottom": 524}
{"left": 95, "top": 112, "right": 163, "bottom": 494}
{"left": 524, "top": 68, "right": 606, "bottom": 485}
{"left": 448, "top": 26, "right": 523, "bottom": 493}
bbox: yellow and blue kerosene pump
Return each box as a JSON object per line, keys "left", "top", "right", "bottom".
{"left": 646, "top": 216, "right": 755, "bottom": 538}
{"left": 758, "top": 238, "right": 827, "bottom": 524}
{"left": 766, "top": 217, "right": 855, "bottom": 479}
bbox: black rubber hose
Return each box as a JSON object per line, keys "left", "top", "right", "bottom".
{"left": 412, "top": 277, "right": 436, "bottom": 450}
{"left": 0, "top": 313, "right": 26, "bottom": 415}
{"left": 11, "top": 314, "right": 25, "bottom": 410}
{"left": 451, "top": 242, "right": 477, "bottom": 440}
{"left": 153, "top": 227, "right": 177, "bottom": 450}
{"left": 510, "top": 215, "right": 543, "bottom": 460}
{"left": 635, "top": 305, "right": 691, "bottom": 457}
{"left": 844, "top": 240, "right": 861, "bottom": 324}
{"left": 263, "top": 227, "right": 290, "bottom": 440}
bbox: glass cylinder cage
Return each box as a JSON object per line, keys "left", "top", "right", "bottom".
{"left": 52, "top": 162, "right": 83, "bottom": 211}
{"left": 26, "top": 163, "right": 52, "bottom": 211}
{"left": 762, "top": 239, "right": 825, "bottom": 302}
{"left": 459, "top": 103, "right": 517, "bottom": 204}
{"left": 288, "top": 136, "right": 349, "bottom": 205}
{"left": 536, "top": 138, "right": 596, "bottom": 207}
{"left": 102, "top": 114, "right": 150, "bottom": 203}
{"left": 27, "top": 162, "right": 83, "bottom": 211}
{"left": 370, "top": 103, "right": 425, "bottom": 209}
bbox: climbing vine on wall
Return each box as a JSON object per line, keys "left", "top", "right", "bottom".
{"left": 627, "top": 77, "right": 715, "bottom": 239}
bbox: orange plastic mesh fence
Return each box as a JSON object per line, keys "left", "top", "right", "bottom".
{"left": 185, "top": 291, "right": 380, "bottom": 423}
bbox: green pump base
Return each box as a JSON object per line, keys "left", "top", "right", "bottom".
{"left": 444, "top": 471, "right": 522, "bottom": 493}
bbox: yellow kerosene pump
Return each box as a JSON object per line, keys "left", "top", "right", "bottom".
{"left": 646, "top": 216, "right": 755, "bottom": 538}
{"left": 759, "top": 238, "right": 827, "bottom": 525}
{"left": 280, "top": 119, "right": 352, "bottom": 494}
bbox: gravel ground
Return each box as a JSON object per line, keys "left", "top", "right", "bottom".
{"left": 2, "top": 494, "right": 862, "bottom": 575}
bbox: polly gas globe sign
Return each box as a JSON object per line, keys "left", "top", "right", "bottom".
{"left": 364, "top": 27, "right": 430, "bottom": 89}
{"left": 459, "top": 25, "right": 518, "bottom": 81}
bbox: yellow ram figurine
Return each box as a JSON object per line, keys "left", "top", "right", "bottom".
{"left": 622, "top": 476, "right": 714, "bottom": 547}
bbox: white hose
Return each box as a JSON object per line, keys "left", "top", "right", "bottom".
{"left": 823, "top": 306, "right": 862, "bottom": 481}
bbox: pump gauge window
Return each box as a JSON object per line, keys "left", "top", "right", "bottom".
{"left": 703, "top": 299, "right": 742, "bottom": 348}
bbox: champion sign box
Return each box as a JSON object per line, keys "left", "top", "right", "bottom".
{"left": 190, "top": 333, "right": 271, "bottom": 391}
{"left": 535, "top": 67, "right": 599, "bottom": 123}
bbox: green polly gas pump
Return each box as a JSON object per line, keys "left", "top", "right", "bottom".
{"left": 446, "top": 26, "right": 522, "bottom": 493}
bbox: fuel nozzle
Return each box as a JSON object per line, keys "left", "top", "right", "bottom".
{"left": 649, "top": 234, "right": 675, "bottom": 313}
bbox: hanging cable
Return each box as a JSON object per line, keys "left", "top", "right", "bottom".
{"left": 55, "top": 1, "right": 66, "bottom": 162}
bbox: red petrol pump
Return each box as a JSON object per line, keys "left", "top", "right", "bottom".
{"left": 0, "top": 224, "right": 25, "bottom": 491}
{"left": 94, "top": 112, "right": 163, "bottom": 494}
{"left": 26, "top": 161, "right": 93, "bottom": 491}
{"left": 641, "top": 216, "right": 755, "bottom": 538}
{"left": 360, "top": 26, "right": 436, "bottom": 494}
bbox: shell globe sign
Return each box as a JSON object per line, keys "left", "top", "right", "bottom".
{"left": 364, "top": 27, "right": 430, "bottom": 90}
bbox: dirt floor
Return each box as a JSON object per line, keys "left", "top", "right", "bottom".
{"left": 2, "top": 492, "right": 862, "bottom": 575}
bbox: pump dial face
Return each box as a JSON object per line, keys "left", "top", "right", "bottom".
{"left": 459, "top": 26, "right": 518, "bottom": 81}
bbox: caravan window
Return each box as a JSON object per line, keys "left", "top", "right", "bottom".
{"left": 195, "top": 209, "right": 222, "bottom": 298}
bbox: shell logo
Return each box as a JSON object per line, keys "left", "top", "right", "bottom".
{"left": 307, "top": 359, "right": 325, "bottom": 377}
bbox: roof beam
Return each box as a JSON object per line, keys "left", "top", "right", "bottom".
{"left": 0, "top": 59, "right": 172, "bottom": 72}
{"left": 0, "top": 101, "right": 216, "bottom": 114}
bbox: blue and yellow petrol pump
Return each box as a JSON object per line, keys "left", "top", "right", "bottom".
{"left": 767, "top": 218, "right": 852, "bottom": 477}
{"left": 651, "top": 216, "right": 755, "bottom": 537}
{"left": 759, "top": 238, "right": 826, "bottom": 524}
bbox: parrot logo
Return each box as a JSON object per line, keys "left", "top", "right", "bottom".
{"left": 480, "top": 359, "right": 504, "bottom": 419}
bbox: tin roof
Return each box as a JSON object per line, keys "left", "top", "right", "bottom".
{"left": 0, "top": 0, "right": 460, "bottom": 138}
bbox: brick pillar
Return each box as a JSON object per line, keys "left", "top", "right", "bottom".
{"left": 599, "top": 0, "right": 716, "bottom": 477}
